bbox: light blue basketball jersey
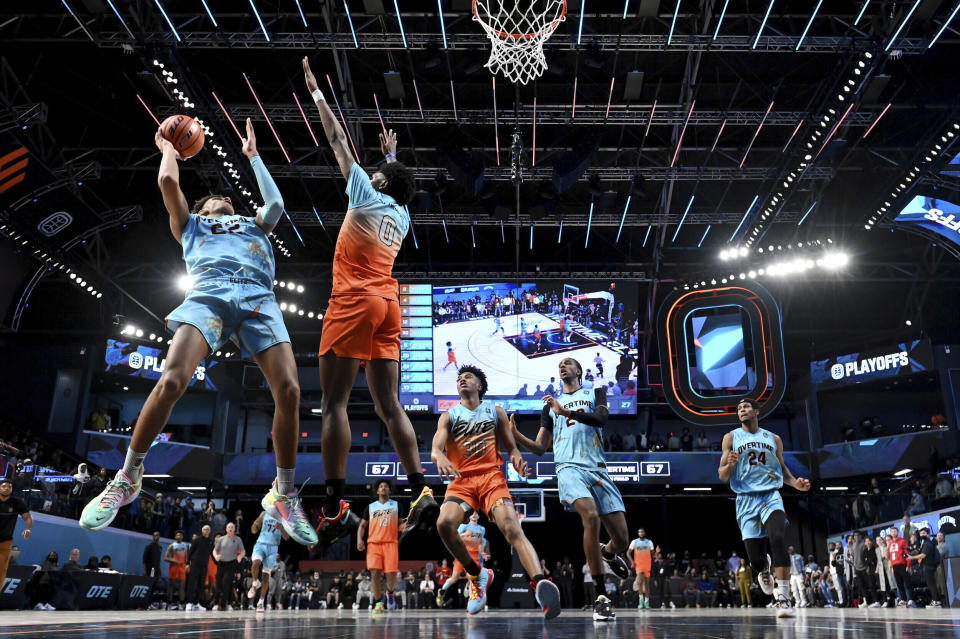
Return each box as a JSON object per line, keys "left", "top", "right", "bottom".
{"left": 256, "top": 513, "right": 283, "bottom": 546}
{"left": 729, "top": 426, "right": 782, "bottom": 494}
{"left": 548, "top": 387, "right": 606, "bottom": 471}
{"left": 457, "top": 522, "right": 486, "bottom": 541}
{"left": 181, "top": 214, "right": 275, "bottom": 290}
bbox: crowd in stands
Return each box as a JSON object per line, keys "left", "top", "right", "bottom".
{"left": 837, "top": 414, "right": 950, "bottom": 443}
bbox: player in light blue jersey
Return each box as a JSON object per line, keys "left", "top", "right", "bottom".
{"left": 510, "top": 357, "right": 630, "bottom": 622}
{"left": 248, "top": 510, "right": 289, "bottom": 611}
{"left": 81, "top": 119, "right": 317, "bottom": 550}
{"left": 719, "top": 398, "right": 811, "bottom": 618}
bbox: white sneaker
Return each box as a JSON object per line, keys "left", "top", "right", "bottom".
{"left": 256, "top": 599, "right": 265, "bottom": 612}
{"left": 757, "top": 555, "right": 775, "bottom": 596}
{"left": 869, "top": 602, "right": 883, "bottom": 608}
{"left": 776, "top": 599, "right": 795, "bottom": 618}
{"left": 226, "top": 605, "right": 234, "bottom": 611}
{"left": 212, "top": 605, "right": 220, "bottom": 611}
{"left": 337, "top": 603, "right": 344, "bottom": 609}
{"left": 185, "top": 603, "right": 194, "bottom": 611}
{"left": 352, "top": 602, "right": 359, "bottom": 610}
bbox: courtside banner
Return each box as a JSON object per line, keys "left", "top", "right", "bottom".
{"left": 0, "top": 565, "right": 35, "bottom": 610}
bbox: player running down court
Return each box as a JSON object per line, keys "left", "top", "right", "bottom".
{"left": 718, "top": 398, "right": 812, "bottom": 618}
{"left": 627, "top": 528, "right": 655, "bottom": 609}
{"left": 357, "top": 479, "right": 404, "bottom": 612}
{"left": 438, "top": 510, "right": 490, "bottom": 607}
{"left": 164, "top": 530, "right": 188, "bottom": 608}
{"left": 511, "top": 357, "right": 630, "bottom": 622}
{"left": 80, "top": 119, "right": 317, "bottom": 548}
{"left": 248, "top": 511, "right": 289, "bottom": 612}
{"left": 432, "top": 365, "right": 561, "bottom": 618}
{"left": 302, "top": 57, "right": 438, "bottom": 546}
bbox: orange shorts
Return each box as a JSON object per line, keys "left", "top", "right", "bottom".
{"left": 366, "top": 541, "right": 399, "bottom": 573}
{"left": 635, "top": 565, "right": 651, "bottom": 577}
{"left": 170, "top": 564, "right": 186, "bottom": 581}
{"left": 319, "top": 295, "right": 401, "bottom": 362}
{"left": 444, "top": 467, "right": 513, "bottom": 518}
{"left": 453, "top": 552, "right": 481, "bottom": 574}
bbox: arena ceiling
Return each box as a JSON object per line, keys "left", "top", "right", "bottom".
{"left": 2, "top": 1, "right": 960, "bottom": 363}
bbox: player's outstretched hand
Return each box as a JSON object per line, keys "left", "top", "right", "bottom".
{"left": 542, "top": 395, "right": 567, "bottom": 417}
{"left": 510, "top": 450, "right": 530, "bottom": 478}
{"left": 380, "top": 128, "right": 397, "bottom": 157}
{"left": 302, "top": 56, "right": 319, "bottom": 94}
{"left": 357, "top": 538, "right": 366, "bottom": 552}
{"left": 433, "top": 453, "right": 461, "bottom": 481}
{"left": 241, "top": 118, "right": 258, "bottom": 159}
{"left": 794, "top": 477, "right": 811, "bottom": 492}
{"left": 155, "top": 128, "right": 182, "bottom": 160}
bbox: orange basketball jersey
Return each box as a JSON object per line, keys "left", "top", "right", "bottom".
{"left": 331, "top": 164, "right": 410, "bottom": 301}
{"left": 445, "top": 401, "right": 501, "bottom": 475}
{"left": 365, "top": 499, "right": 400, "bottom": 544}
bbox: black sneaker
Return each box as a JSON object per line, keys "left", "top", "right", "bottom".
{"left": 601, "top": 544, "right": 630, "bottom": 579}
{"left": 593, "top": 594, "right": 615, "bottom": 621}
{"left": 399, "top": 486, "right": 439, "bottom": 546}
{"left": 315, "top": 499, "right": 360, "bottom": 549}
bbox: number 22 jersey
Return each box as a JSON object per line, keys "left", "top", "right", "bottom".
{"left": 181, "top": 214, "right": 275, "bottom": 290}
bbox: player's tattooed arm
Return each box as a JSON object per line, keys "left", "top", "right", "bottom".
{"left": 775, "top": 434, "right": 811, "bottom": 491}
{"left": 251, "top": 511, "right": 264, "bottom": 535}
{"left": 432, "top": 412, "right": 461, "bottom": 480}
{"left": 303, "top": 57, "right": 354, "bottom": 179}
{"left": 564, "top": 387, "right": 609, "bottom": 428}
{"left": 509, "top": 408, "right": 551, "bottom": 456}
{"left": 718, "top": 432, "right": 737, "bottom": 483}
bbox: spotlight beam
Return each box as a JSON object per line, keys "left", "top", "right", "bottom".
{"left": 243, "top": 73, "right": 291, "bottom": 163}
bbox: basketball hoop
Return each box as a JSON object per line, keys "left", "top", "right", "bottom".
{"left": 472, "top": 0, "right": 567, "bottom": 85}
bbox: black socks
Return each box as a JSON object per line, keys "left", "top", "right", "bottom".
{"left": 324, "top": 479, "right": 345, "bottom": 516}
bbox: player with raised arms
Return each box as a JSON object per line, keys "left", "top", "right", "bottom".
{"left": 432, "top": 365, "right": 561, "bottom": 618}
{"left": 80, "top": 119, "right": 317, "bottom": 548}
{"left": 302, "top": 57, "right": 438, "bottom": 546}
{"left": 718, "top": 398, "right": 812, "bottom": 618}
{"left": 510, "top": 357, "right": 630, "bottom": 622}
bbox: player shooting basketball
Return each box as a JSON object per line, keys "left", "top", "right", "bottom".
{"left": 80, "top": 119, "right": 317, "bottom": 548}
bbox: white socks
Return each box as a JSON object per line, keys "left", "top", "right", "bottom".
{"left": 776, "top": 579, "right": 790, "bottom": 604}
{"left": 277, "top": 467, "right": 296, "bottom": 494}
{"left": 122, "top": 448, "right": 147, "bottom": 478}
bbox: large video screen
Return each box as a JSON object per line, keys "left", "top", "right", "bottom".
{"left": 103, "top": 338, "right": 216, "bottom": 390}
{"left": 684, "top": 306, "right": 756, "bottom": 397}
{"left": 399, "top": 280, "right": 640, "bottom": 415}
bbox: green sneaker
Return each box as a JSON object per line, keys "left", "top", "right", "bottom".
{"left": 373, "top": 601, "right": 385, "bottom": 614}
{"left": 261, "top": 479, "right": 319, "bottom": 546}
{"left": 644, "top": 600, "right": 651, "bottom": 609}
{"left": 79, "top": 468, "right": 142, "bottom": 531}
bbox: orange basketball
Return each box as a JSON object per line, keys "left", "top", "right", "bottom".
{"left": 160, "top": 114, "right": 205, "bottom": 159}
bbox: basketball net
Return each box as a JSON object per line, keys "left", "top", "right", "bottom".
{"left": 472, "top": 0, "right": 568, "bottom": 85}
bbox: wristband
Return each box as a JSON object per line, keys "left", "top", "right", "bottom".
{"left": 385, "top": 153, "right": 395, "bottom": 160}
{"left": 311, "top": 88, "right": 325, "bottom": 103}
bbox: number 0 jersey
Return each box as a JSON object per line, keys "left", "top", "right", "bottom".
{"left": 332, "top": 163, "right": 410, "bottom": 301}
{"left": 542, "top": 386, "right": 607, "bottom": 472}
{"left": 445, "top": 401, "right": 501, "bottom": 475}
{"left": 181, "top": 214, "right": 275, "bottom": 290}
{"left": 728, "top": 426, "right": 783, "bottom": 494}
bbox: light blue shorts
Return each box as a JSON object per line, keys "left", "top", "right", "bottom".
{"left": 557, "top": 465, "right": 625, "bottom": 516}
{"left": 166, "top": 278, "right": 289, "bottom": 358}
{"left": 252, "top": 542, "right": 278, "bottom": 570}
{"left": 735, "top": 490, "right": 784, "bottom": 540}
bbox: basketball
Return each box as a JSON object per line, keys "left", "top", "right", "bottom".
{"left": 160, "top": 114, "right": 205, "bottom": 159}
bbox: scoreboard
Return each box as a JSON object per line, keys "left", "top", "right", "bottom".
{"left": 399, "top": 284, "right": 434, "bottom": 413}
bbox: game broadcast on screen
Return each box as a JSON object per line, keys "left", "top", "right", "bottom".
{"left": 398, "top": 280, "right": 641, "bottom": 415}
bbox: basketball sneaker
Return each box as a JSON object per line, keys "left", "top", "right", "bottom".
{"left": 600, "top": 544, "right": 630, "bottom": 579}
{"left": 373, "top": 601, "right": 385, "bottom": 614}
{"left": 775, "top": 597, "right": 795, "bottom": 618}
{"left": 399, "top": 486, "right": 440, "bottom": 546}
{"left": 467, "top": 569, "right": 493, "bottom": 615}
{"left": 593, "top": 594, "right": 615, "bottom": 621}
{"left": 256, "top": 599, "right": 265, "bottom": 612}
{"left": 386, "top": 592, "right": 397, "bottom": 610}
{"left": 535, "top": 579, "right": 561, "bottom": 619}
{"left": 757, "top": 554, "right": 775, "bottom": 596}
{"left": 436, "top": 590, "right": 446, "bottom": 608}
{"left": 79, "top": 467, "right": 143, "bottom": 531}
{"left": 261, "top": 480, "right": 318, "bottom": 546}
{"left": 314, "top": 499, "right": 361, "bottom": 548}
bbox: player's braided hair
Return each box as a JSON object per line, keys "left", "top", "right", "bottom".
{"left": 458, "top": 364, "right": 488, "bottom": 399}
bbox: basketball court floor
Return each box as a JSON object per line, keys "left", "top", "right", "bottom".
{"left": 433, "top": 313, "right": 633, "bottom": 397}
{"left": 1, "top": 609, "right": 956, "bottom": 638}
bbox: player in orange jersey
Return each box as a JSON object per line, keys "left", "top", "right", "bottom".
{"left": 303, "top": 57, "right": 438, "bottom": 548}
{"left": 358, "top": 479, "right": 405, "bottom": 612}
{"left": 432, "top": 365, "right": 561, "bottom": 618}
